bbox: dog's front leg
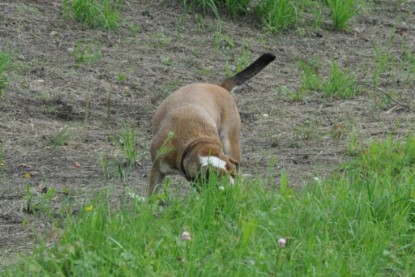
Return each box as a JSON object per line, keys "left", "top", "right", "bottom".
{"left": 147, "top": 162, "right": 165, "bottom": 196}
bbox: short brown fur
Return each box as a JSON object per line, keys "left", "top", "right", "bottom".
{"left": 147, "top": 53, "right": 275, "bottom": 196}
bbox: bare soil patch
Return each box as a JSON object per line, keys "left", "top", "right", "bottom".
{"left": 1, "top": 0, "right": 414, "bottom": 268}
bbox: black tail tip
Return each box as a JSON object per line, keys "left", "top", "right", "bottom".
{"left": 260, "top": 53, "right": 276, "bottom": 63}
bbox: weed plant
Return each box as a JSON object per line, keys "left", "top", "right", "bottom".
{"left": 112, "top": 128, "right": 141, "bottom": 168}
{"left": 182, "top": 0, "right": 220, "bottom": 18}
{"left": 180, "top": 0, "right": 364, "bottom": 32}
{"left": 298, "top": 59, "right": 322, "bottom": 92}
{"left": 256, "top": 0, "right": 297, "bottom": 32}
{"left": 323, "top": 60, "right": 357, "bottom": 98}
{"left": 0, "top": 50, "right": 11, "bottom": 94}
{"left": 72, "top": 43, "right": 102, "bottom": 66}
{"left": 400, "top": 38, "right": 415, "bottom": 82}
{"left": 372, "top": 33, "right": 395, "bottom": 86}
{"left": 219, "top": 0, "right": 251, "bottom": 16}
{"left": 4, "top": 135, "right": 415, "bottom": 276}
{"left": 63, "top": 0, "right": 120, "bottom": 29}
{"left": 327, "top": 0, "right": 361, "bottom": 30}
{"left": 182, "top": 0, "right": 251, "bottom": 17}
{"left": 225, "top": 38, "right": 251, "bottom": 77}
{"left": 298, "top": 59, "right": 358, "bottom": 99}
{"left": 50, "top": 127, "right": 71, "bottom": 147}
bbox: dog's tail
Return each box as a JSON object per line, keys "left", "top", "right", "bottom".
{"left": 220, "top": 53, "right": 276, "bottom": 92}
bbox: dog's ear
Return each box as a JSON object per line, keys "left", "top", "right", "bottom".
{"left": 224, "top": 157, "right": 239, "bottom": 177}
{"left": 231, "top": 158, "right": 239, "bottom": 172}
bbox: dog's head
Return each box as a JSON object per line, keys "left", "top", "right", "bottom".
{"left": 197, "top": 154, "right": 238, "bottom": 184}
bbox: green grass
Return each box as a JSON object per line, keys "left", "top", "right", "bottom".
{"left": 0, "top": 50, "right": 11, "bottom": 94}
{"left": 63, "top": 0, "right": 121, "bottom": 29}
{"left": 4, "top": 135, "right": 415, "bottom": 276}
{"left": 372, "top": 32, "right": 395, "bottom": 86}
{"left": 72, "top": 42, "right": 102, "bottom": 65}
{"left": 224, "top": 38, "right": 251, "bottom": 77}
{"left": 326, "top": 0, "right": 362, "bottom": 30}
{"left": 298, "top": 59, "right": 358, "bottom": 99}
{"left": 298, "top": 58, "right": 322, "bottom": 92}
{"left": 181, "top": 0, "right": 220, "bottom": 18}
{"left": 219, "top": 0, "right": 251, "bottom": 17}
{"left": 256, "top": 0, "right": 297, "bottom": 32}
{"left": 112, "top": 127, "right": 141, "bottom": 168}
{"left": 50, "top": 127, "right": 71, "bottom": 147}
{"left": 323, "top": 60, "right": 357, "bottom": 98}
{"left": 400, "top": 37, "right": 415, "bottom": 82}
{"left": 98, "top": 128, "right": 142, "bottom": 181}
{"left": 0, "top": 143, "right": 4, "bottom": 167}
{"left": 180, "top": 0, "right": 365, "bottom": 32}
{"left": 181, "top": 0, "right": 251, "bottom": 17}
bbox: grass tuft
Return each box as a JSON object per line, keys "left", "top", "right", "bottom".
{"left": 218, "top": 0, "right": 251, "bottom": 17}
{"left": 112, "top": 127, "right": 141, "bottom": 168}
{"left": 256, "top": 0, "right": 297, "bottom": 32}
{"left": 181, "top": 0, "right": 251, "bottom": 17}
{"left": 298, "top": 59, "right": 358, "bottom": 99}
{"left": 63, "top": 0, "right": 121, "bottom": 29}
{"left": 72, "top": 42, "right": 102, "bottom": 66}
{"left": 50, "top": 127, "right": 71, "bottom": 147}
{"left": 323, "top": 60, "right": 357, "bottom": 98}
{"left": 180, "top": 0, "right": 366, "bottom": 32}
{"left": 0, "top": 50, "right": 11, "bottom": 94}
{"left": 326, "top": 0, "right": 361, "bottom": 30}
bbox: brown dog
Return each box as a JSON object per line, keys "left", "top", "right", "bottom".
{"left": 147, "top": 53, "right": 275, "bottom": 196}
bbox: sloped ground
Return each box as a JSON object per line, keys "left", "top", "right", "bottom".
{"left": 1, "top": 0, "right": 414, "bottom": 268}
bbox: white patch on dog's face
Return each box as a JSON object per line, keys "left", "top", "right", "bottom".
{"left": 199, "top": 156, "right": 227, "bottom": 171}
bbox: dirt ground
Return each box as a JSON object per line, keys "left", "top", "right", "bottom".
{"left": 1, "top": 0, "right": 415, "bottom": 269}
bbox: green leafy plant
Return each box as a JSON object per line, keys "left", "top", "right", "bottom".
{"left": 400, "top": 38, "right": 415, "bottom": 82}
{"left": 63, "top": 0, "right": 120, "bottom": 29}
{"left": 214, "top": 21, "right": 235, "bottom": 51}
{"left": 181, "top": 0, "right": 220, "bottom": 18}
{"left": 181, "top": 0, "right": 251, "bottom": 17}
{"left": 160, "top": 55, "right": 173, "bottom": 66}
{"left": 326, "top": 0, "right": 361, "bottom": 30}
{"left": 372, "top": 33, "right": 394, "bottom": 86}
{"left": 72, "top": 43, "right": 102, "bottom": 65}
{"left": 218, "top": 0, "right": 251, "bottom": 17}
{"left": 22, "top": 184, "right": 57, "bottom": 216}
{"left": 225, "top": 38, "right": 251, "bottom": 77}
{"left": 0, "top": 50, "right": 11, "bottom": 94}
{"left": 298, "top": 59, "right": 357, "bottom": 99}
{"left": 156, "top": 131, "right": 175, "bottom": 159}
{"left": 256, "top": 0, "right": 297, "bottom": 32}
{"left": 298, "top": 58, "right": 322, "bottom": 92}
{"left": 50, "top": 127, "right": 71, "bottom": 147}
{"left": 0, "top": 143, "right": 4, "bottom": 167}
{"left": 323, "top": 60, "right": 357, "bottom": 98}
{"left": 112, "top": 128, "right": 141, "bottom": 168}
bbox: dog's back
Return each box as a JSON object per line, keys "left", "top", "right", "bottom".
{"left": 147, "top": 53, "right": 275, "bottom": 196}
